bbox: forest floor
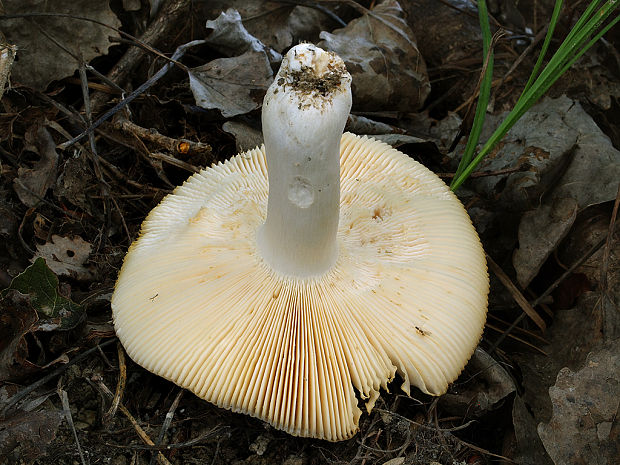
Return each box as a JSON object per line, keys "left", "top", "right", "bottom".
{"left": 0, "top": 1, "right": 619, "bottom": 464}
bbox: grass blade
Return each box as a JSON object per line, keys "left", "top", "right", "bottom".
{"left": 451, "top": 0, "right": 494, "bottom": 184}
{"left": 450, "top": 0, "right": 618, "bottom": 191}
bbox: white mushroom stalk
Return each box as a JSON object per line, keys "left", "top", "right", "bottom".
{"left": 258, "top": 44, "right": 352, "bottom": 276}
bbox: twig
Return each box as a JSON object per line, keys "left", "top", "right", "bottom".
{"left": 149, "top": 390, "right": 184, "bottom": 465}
{"left": 59, "top": 39, "right": 207, "bottom": 150}
{"left": 487, "top": 313, "right": 549, "bottom": 344}
{"left": 149, "top": 152, "right": 199, "bottom": 173}
{"left": 91, "top": 376, "right": 173, "bottom": 465}
{"left": 436, "top": 163, "right": 526, "bottom": 179}
{"left": 484, "top": 323, "right": 547, "bottom": 355}
{"left": 58, "top": 387, "right": 88, "bottom": 465}
{"left": 1, "top": 339, "right": 116, "bottom": 416}
{"left": 599, "top": 183, "right": 620, "bottom": 292}
{"left": 104, "top": 342, "right": 127, "bottom": 425}
{"left": 113, "top": 119, "right": 212, "bottom": 158}
{"left": 373, "top": 409, "right": 476, "bottom": 433}
{"left": 452, "top": 436, "right": 516, "bottom": 463}
{"left": 103, "top": 425, "right": 226, "bottom": 450}
{"left": 488, "top": 232, "right": 614, "bottom": 354}
{"left": 89, "top": 0, "right": 193, "bottom": 113}
{"left": 486, "top": 254, "right": 546, "bottom": 331}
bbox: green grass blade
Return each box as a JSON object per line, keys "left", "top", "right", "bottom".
{"left": 521, "top": 0, "right": 564, "bottom": 96}
{"left": 451, "top": 0, "right": 494, "bottom": 185}
{"left": 450, "top": 0, "right": 618, "bottom": 191}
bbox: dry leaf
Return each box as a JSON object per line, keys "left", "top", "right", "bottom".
{"left": 201, "top": 0, "right": 335, "bottom": 53}
{"left": 318, "top": 0, "right": 430, "bottom": 112}
{"left": 2, "top": 0, "right": 121, "bottom": 90}
{"left": 222, "top": 121, "right": 263, "bottom": 152}
{"left": 512, "top": 97, "right": 620, "bottom": 286}
{"left": 13, "top": 126, "right": 58, "bottom": 208}
{"left": 0, "top": 42, "right": 17, "bottom": 100}
{"left": 0, "top": 410, "right": 64, "bottom": 463}
{"left": 538, "top": 343, "right": 620, "bottom": 465}
{"left": 34, "top": 235, "right": 93, "bottom": 280}
{"left": 205, "top": 9, "right": 280, "bottom": 63}
{"left": 461, "top": 96, "right": 620, "bottom": 287}
{"left": 189, "top": 51, "right": 273, "bottom": 117}
{"left": 439, "top": 348, "right": 516, "bottom": 417}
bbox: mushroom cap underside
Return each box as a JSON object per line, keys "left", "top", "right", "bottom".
{"left": 111, "top": 133, "right": 489, "bottom": 442}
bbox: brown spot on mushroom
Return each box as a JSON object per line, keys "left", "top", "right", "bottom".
{"left": 415, "top": 326, "right": 431, "bottom": 336}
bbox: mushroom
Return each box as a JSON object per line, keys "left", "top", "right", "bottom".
{"left": 112, "top": 44, "right": 488, "bottom": 442}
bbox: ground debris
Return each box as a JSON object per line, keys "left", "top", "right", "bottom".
{"left": 0, "top": 409, "right": 64, "bottom": 464}
{"left": 319, "top": 0, "right": 430, "bottom": 112}
{"left": 189, "top": 50, "right": 273, "bottom": 118}
{"left": 13, "top": 126, "right": 59, "bottom": 208}
{"left": 34, "top": 235, "right": 93, "bottom": 280}
{"left": 538, "top": 342, "right": 620, "bottom": 465}
{"left": 1, "top": 0, "right": 120, "bottom": 90}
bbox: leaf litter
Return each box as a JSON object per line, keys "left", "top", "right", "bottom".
{"left": 0, "top": 0, "right": 619, "bottom": 464}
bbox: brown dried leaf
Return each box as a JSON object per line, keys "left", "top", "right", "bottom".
{"left": 512, "top": 395, "right": 553, "bottom": 465}
{"left": 2, "top": 0, "right": 121, "bottom": 90}
{"left": 538, "top": 342, "right": 620, "bottom": 465}
{"left": 512, "top": 97, "right": 620, "bottom": 287}
{"left": 463, "top": 96, "right": 620, "bottom": 287}
{"left": 0, "top": 410, "right": 64, "bottom": 464}
{"left": 514, "top": 293, "right": 603, "bottom": 423}
{"left": 34, "top": 235, "right": 93, "bottom": 280}
{"left": 318, "top": 0, "right": 430, "bottom": 112}
{"left": 205, "top": 9, "right": 280, "bottom": 63}
{"left": 201, "top": 0, "right": 335, "bottom": 53}
{"left": 0, "top": 42, "right": 17, "bottom": 101}
{"left": 439, "top": 348, "right": 515, "bottom": 417}
{"left": 0, "top": 291, "right": 38, "bottom": 381}
{"left": 222, "top": 121, "right": 263, "bottom": 153}
{"left": 13, "top": 126, "right": 58, "bottom": 208}
{"left": 189, "top": 51, "right": 273, "bottom": 118}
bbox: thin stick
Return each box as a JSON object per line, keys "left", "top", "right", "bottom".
{"left": 1, "top": 339, "right": 116, "bottom": 416}
{"left": 59, "top": 40, "right": 207, "bottom": 150}
{"left": 373, "top": 409, "right": 476, "bottom": 433}
{"left": 149, "top": 390, "right": 184, "bottom": 465}
{"left": 484, "top": 323, "right": 547, "bottom": 355}
{"left": 487, "top": 254, "right": 546, "bottom": 330}
{"left": 58, "top": 387, "right": 88, "bottom": 465}
{"left": 113, "top": 119, "right": 212, "bottom": 158}
{"left": 104, "top": 342, "right": 127, "bottom": 424}
{"left": 599, "top": 183, "right": 620, "bottom": 292}
{"left": 149, "top": 152, "right": 199, "bottom": 173}
{"left": 92, "top": 376, "right": 173, "bottom": 465}
{"left": 488, "top": 233, "right": 613, "bottom": 354}
{"left": 103, "top": 426, "right": 225, "bottom": 450}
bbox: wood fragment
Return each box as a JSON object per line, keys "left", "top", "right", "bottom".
{"left": 104, "top": 342, "right": 127, "bottom": 424}
{"left": 1, "top": 339, "right": 116, "bottom": 417}
{"left": 114, "top": 119, "right": 212, "bottom": 158}
{"left": 93, "top": 376, "right": 173, "bottom": 465}
{"left": 58, "top": 387, "right": 88, "bottom": 465}
{"left": 486, "top": 254, "right": 547, "bottom": 331}
{"left": 149, "top": 390, "right": 184, "bottom": 465}
{"left": 90, "top": 0, "right": 192, "bottom": 113}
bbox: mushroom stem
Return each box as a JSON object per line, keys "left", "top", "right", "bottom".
{"left": 257, "top": 44, "right": 352, "bottom": 277}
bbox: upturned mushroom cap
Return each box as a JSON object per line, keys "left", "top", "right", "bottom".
{"left": 112, "top": 133, "right": 489, "bottom": 441}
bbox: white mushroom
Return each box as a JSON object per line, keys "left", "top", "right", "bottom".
{"left": 111, "top": 44, "right": 489, "bottom": 442}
